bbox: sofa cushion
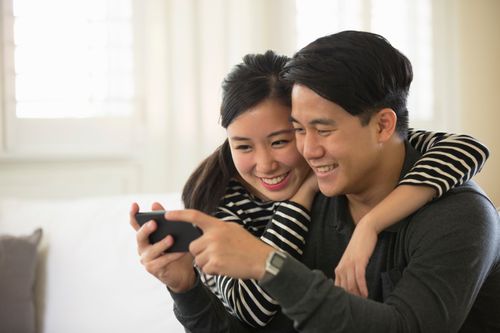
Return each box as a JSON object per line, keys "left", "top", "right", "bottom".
{"left": 0, "top": 228, "right": 42, "bottom": 333}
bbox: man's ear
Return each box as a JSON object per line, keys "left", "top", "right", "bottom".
{"left": 375, "top": 108, "right": 397, "bottom": 142}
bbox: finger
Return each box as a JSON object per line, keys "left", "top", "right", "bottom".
{"left": 336, "top": 264, "right": 361, "bottom": 296}
{"left": 152, "top": 202, "right": 165, "bottom": 211}
{"left": 189, "top": 237, "right": 201, "bottom": 256}
{"left": 166, "top": 209, "right": 220, "bottom": 232}
{"left": 345, "top": 271, "right": 362, "bottom": 297}
{"left": 136, "top": 220, "right": 157, "bottom": 253}
{"left": 148, "top": 250, "right": 185, "bottom": 269}
{"left": 355, "top": 265, "right": 369, "bottom": 298}
{"left": 141, "top": 235, "right": 175, "bottom": 262}
{"left": 143, "top": 251, "right": 186, "bottom": 274}
{"left": 129, "top": 202, "right": 141, "bottom": 230}
{"left": 334, "top": 269, "right": 341, "bottom": 287}
{"left": 192, "top": 249, "right": 209, "bottom": 272}
{"left": 188, "top": 232, "right": 210, "bottom": 256}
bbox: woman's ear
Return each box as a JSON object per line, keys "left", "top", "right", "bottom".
{"left": 376, "top": 108, "right": 397, "bottom": 142}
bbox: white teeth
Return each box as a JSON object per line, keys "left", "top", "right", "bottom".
{"left": 316, "top": 164, "right": 337, "bottom": 173}
{"left": 261, "top": 173, "right": 287, "bottom": 185}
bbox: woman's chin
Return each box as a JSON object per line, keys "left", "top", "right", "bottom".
{"left": 262, "top": 184, "right": 300, "bottom": 202}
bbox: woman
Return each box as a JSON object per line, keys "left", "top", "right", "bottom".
{"left": 132, "top": 51, "right": 488, "bottom": 328}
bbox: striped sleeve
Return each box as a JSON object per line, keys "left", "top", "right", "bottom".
{"left": 261, "top": 201, "right": 310, "bottom": 258}
{"left": 401, "top": 128, "right": 490, "bottom": 197}
{"left": 214, "top": 202, "right": 310, "bottom": 327}
{"left": 199, "top": 199, "right": 310, "bottom": 327}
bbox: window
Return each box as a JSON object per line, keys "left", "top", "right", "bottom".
{"left": 295, "top": 0, "right": 433, "bottom": 125}
{"left": 0, "top": 0, "right": 140, "bottom": 156}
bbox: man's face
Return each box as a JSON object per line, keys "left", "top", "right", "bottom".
{"left": 290, "top": 84, "right": 382, "bottom": 197}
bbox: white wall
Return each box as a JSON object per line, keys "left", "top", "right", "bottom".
{"left": 0, "top": 0, "right": 498, "bottom": 206}
{"left": 455, "top": 0, "right": 500, "bottom": 206}
{"left": 0, "top": 0, "right": 297, "bottom": 199}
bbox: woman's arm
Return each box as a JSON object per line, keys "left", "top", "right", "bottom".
{"left": 260, "top": 171, "right": 317, "bottom": 259}
{"left": 334, "top": 129, "right": 490, "bottom": 297}
{"left": 200, "top": 176, "right": 316, "bottom": 328}
{"left": 401, "top": 128, "right": 489, "bottom": 196}
{"left": 208, "top": 203, "right": 310, "bottom": 327}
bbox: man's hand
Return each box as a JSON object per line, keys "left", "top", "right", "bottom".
{"left": 166, "top": 209, "right": 274, "bottom": 280}
{"left": 130, "top": 202, "right": 196, "bottom": 293}
{"left": 334, "top": 220, "right": 378, "bottom": 298}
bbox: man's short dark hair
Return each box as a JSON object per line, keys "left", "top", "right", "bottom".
{"left": 283, "top": 30, "right": 412, "bottom": 137}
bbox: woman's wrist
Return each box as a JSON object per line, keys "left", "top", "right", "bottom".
{"left": 290, "top": 187, "right": 316, "bottom": 210}
{"left": 357, "top": 212, "right": 383, "bottom": 235}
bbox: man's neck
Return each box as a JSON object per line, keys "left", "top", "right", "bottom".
{"left": 347, "top": 139, "right": 406, "bottom": 224}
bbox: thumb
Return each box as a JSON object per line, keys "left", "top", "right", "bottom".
{"left": 165, "top": 209, "right": 220, "bottom": 232}
{"left": 152, "top": 202, "right": 165, "bottom": 211}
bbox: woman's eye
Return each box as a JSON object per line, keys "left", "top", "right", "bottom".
{"left": 271, "top": 140, "right": 289, "bottom": 148}
{"left": 235, "top": 145, "right": 252, "bottom": 152}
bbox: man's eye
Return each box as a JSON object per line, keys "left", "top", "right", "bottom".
{"left": 293, "top": 127, "right": 305, "bottom": 134}
{"left": 318, "top": 129, "right": 333, "bottom": 136}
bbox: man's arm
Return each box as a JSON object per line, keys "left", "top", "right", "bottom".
{"left": 169, "top": 272, "right": 254, "bottom": 333}
{"left": 260, "top": 189, "right": 499, "bottom": 332}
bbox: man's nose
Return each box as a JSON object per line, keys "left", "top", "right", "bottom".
{"left": 300, "top": 133, "right": 323, "bottom": 160}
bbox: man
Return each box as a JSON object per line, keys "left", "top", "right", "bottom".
{"left": 140, "top": 31, "right": 500, "bottom": 332}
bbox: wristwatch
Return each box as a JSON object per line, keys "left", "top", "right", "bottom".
{"left": 261, "top": 251, "right": 287, "bottom": 283}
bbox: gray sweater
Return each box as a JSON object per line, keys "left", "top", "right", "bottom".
{"left": 170, "top": 143, "right": 500, "bottom": 332}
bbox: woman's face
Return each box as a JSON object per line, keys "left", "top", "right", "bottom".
{"left": 226, "top": 99, "right": 310, "bottom": 201}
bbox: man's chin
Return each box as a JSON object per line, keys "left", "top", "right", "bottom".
{"left": 318, "top": 184, "right": 340, "bottom": 197}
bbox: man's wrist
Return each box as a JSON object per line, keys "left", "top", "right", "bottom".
{"left": 168, "top": 267, "right": 197, "bottom": 293}
{"left": 259, "top": 250, "right": 287, "bottom": 283}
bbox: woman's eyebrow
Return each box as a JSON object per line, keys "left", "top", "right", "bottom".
{"left": 268, "top": 129, "right": 294, "bottom": 138}
{"left": 230, "top": 129, "right": 293, "bottom": 141}
{"left": 229, "top": 136, "right": 250, "bottom": 141}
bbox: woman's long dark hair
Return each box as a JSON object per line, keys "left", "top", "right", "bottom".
{"left": 182, "top": 50, "right": 291, "bottom": 213}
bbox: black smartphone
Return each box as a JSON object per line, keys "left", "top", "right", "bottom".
{"left": 135, "top": 211, "right": 202, "bottom": 252}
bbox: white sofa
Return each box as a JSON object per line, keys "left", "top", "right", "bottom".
{"left": 0, "top": 193, "right": 185, "bottom": 333}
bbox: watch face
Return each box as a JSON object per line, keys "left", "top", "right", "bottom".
{"left": 262, "top": 252, "right": 287, "bottom": 282}
{"left": 270, "top": 252, "right": 286, "bottom": 268}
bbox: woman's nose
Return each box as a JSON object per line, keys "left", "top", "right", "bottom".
{"left": 255, "top": 150, "right": 278, "bottom": 174}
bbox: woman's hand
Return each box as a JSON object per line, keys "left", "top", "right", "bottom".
{"left": 290, "top": 168, "right": 319, "bottom": 210}
{"left": 333, "top": 185, "right": 437, "bottom": 297}
{"left": 130, "top": 202, "right": 196, "bottom": 293}
{"left": 166, "top": 209, "right": 274, "bottom": 281}
{"left": 334, "top": 219, "right": 378, "bottom": 298}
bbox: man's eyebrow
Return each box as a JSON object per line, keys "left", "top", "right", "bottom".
{"left": 310, "top": 118, "right": 336, "bottom": 126}
{"left": 289, "top": 115, "right": 336, "bottom": 126}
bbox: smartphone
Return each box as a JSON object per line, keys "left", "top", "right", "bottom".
{"left": 135, "top": 211, "right": 202, "bottom": 252}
